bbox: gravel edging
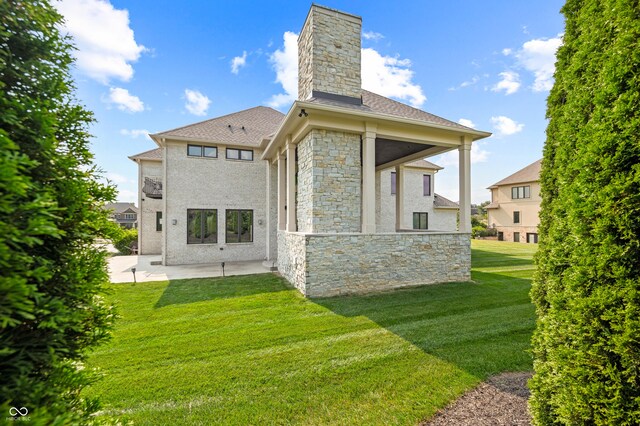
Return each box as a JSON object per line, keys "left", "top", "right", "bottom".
{"left": 422, "top": 372, "right": 533, "bottom": 426}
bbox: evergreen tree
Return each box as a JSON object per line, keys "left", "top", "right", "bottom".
{"left": 0, "top": 1, "right": 116, "bottom": 423}
{"left": 530, "top": 0, "right": 640, "bottom": 424}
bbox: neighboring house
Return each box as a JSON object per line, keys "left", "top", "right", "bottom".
{"left": 104, "top": 202, "right": 138, "bottom": 229}
{"left": 486, "top": 159, "right": 541, "bottom": 243}
{"left": 130, "top": 5, "right": 491, "bottom": 296}
{"left": 377, "top": 160, "right": 458, "bottom": 233}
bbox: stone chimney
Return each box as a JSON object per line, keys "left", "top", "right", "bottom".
{"left": 298, "top": 5, "right": 362, "bottom": 103}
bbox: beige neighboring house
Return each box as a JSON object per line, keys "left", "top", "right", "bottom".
{"left": 486, "top": 159, "right": 541, "bottom": 243}
{"left": 129, "top": 5, "right": 491, "bottom": 297}
{"left": 104, "top": 202, "right": 138, "bottom": 229}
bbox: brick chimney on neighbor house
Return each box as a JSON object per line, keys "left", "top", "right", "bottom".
{"left": 297, "top": 5, "right": 362, "bottom": 103}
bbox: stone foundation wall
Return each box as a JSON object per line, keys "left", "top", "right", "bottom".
{"left": 277, "top": 231, "right": 307, "bottom": 294}
{"left": 278, "top": 231, "right": 471, "bottom": 297}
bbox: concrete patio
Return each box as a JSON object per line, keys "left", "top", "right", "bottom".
{"left": 108, "top": 255, "right": 274, "bottom": 283}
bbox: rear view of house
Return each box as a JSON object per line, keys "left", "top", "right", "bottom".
{"left": 486, "top": 159, "right": 541, "bottom": 243}
{"left": 129, "top": 4, "right": 492, "bottom": 296}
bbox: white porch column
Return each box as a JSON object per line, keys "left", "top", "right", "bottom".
{"left": 285, "top": 142, "right": 296, "bottom": 232}
{"left": 277, "top": 153, "right": 286, "bottom": 230}
{"left": 395, "top": 165, "right": 405, "bottom": 231}
{"left": 458, "top": 137, "right": 472, "bottom": 233}
{"left": 362, "top": 123, "right": 377, "bottom": 233}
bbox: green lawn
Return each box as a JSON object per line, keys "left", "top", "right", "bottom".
{"left": 86, "top": 240, "right": 537, "bottom": 425}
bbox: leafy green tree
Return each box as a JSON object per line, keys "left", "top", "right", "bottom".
{"left": 0, "top": 1, "right": 116, "bottom": 423}
{"left": 530, "top": 0, "right": 640, "bottom": 424}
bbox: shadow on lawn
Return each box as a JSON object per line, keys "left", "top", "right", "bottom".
{"left": 471, "top": 249, "right": 535, "bottom": 268}
{"left": 313, "top": 270, "right": 535, "bottom": 378}
{"left": 154, "top": 273, "right": 289, "bottom": 308}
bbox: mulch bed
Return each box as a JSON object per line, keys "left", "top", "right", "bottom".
{"left": 422, "top": 372, "right": 533, "bottom": 426}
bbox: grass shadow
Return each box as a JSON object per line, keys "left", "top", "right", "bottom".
{"left": 154, "top": 273, "right": 290, "bottom": 308}
{"left": 313, "top": 270, "right": 535, "bottom": 378}
{"left": 471, "top": 248, "right": 536, "bottom": 269}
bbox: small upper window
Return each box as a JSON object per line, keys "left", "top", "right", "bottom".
{"left": 188, "top": 145, "right": 202, "bottom": 157}
{"left": 511, "top": 185, "right": 531, "bottom": 199}
{"left": 391, "top": 172, "right": 396, "bottom": 195}
{"left": 203, "top": 146, "right": 217, "bottom": 158}
{"left": 226, "top": 148, "right": 253, "bottom": 161}
{"left": 514, "top": 211, "right": 521, "bottom": 224}
{"left": 423, "top": 174, "right": 431, "bottom": 196}
{"left": 188, "top": 144, "right": 217, "bottom": 158}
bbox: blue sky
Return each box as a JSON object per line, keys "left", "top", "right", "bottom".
{"left": 56, "top": 0, "right": 565, "bottom": 204}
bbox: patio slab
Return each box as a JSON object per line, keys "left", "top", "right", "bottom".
{"left": 108, "top": 255, "right": 272, "bottom": 283}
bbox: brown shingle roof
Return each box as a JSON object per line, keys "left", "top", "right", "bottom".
{"left": 405, "top": 159, "right": 443, "bottom": 170}
{"left": 489, "top": 159, "right": 542, "bottom": 188}
{"left": 151, "top": 106, "right": 284, "bottom": 147}
{"left": 433, "top": 193, "right": 459, "bottom": 209}
{"left": 129, "top": 147, "right": 162, "bottom": 161}
{"left": 103, "top": 202, "right": 138, "bottom": 214}
{"left": 307, "top": 90, "right": 473, "bottom": 131}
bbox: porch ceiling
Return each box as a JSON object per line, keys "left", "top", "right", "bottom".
{"left": 375, "top": 138, "right": 434, "bottom": 167}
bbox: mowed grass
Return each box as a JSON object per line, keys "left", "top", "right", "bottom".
{"left": 86, "top": 240, "right": 537, "bottom": 425}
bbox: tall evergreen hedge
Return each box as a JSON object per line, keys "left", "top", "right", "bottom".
{"left": 530, "top": 0, "right": 640, "bottom": 424}
{"left": 0, "top": 1, "right": 116, "bottom": 423}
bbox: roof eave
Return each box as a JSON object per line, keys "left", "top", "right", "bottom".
{"left": 262, "top": 100, "right": 492, "bottom": 160}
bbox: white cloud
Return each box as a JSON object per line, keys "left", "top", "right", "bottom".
{"left": 108, "top": 87, "right": 144, "bottom": 112}
{"left": 516, "top": 35, "right": 562, "bottom": 91}
{"left": 117, "top": 188, "right": 137, "bottom": 202}
{"left": 435, "top": 143, "right": 489, "bottom": 167}
{"left": 361, "top": 48, "right": 426, "bottom": 107}
{"left": 458, "top": 118, "right": 476, "bottom": 128}
{"left": 120, "top": 128, "right": 150, "bottom": 138}
{"left": 363, "top": 31, "right": 384, "bottom": 41}
{"left": 106, "top": 172, "right": 130, "bottom": 184}
{"left": 268, "top": 32, "right": 427, "bottom": 109}
{"left": 268, "top": 31, "right": 299, "bottom": 108}
{"left": 184, "top": 89, "right": 211, "bottom": 116}
{"left": 502, "top": 48, "right": 513, "bottom": 56}
{"left": 491, "top": 115, "right": 524, "bottom": 136}
{"left": 449, "top": 76, "right": 480, "bottom": 91}
{"left": 55, "top": 0, "right": 146, "bottom": 84}
{"left": 231, "top": 51, "right": 247, "bottom": 74}
{"left": 492, "top": 71, "right": 521, "bottom": 95}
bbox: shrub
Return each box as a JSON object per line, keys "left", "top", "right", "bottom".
{"left": 530, "top": 0, "right": 640, "bottom": 424}
{"left": 114, "top": 228, "right": 138, "bottom": 255}
{"left": 0, "top": 1, "right": 116, "bottom": 423}
{"left": 471, "top": 225, "right": 486, "bottom": 239}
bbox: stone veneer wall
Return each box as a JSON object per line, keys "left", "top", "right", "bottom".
{"left": 296, "top": 133, "right": 313, "bottom": 232}
{"left": 298, "top": 5, "right": 362, "bottom": 100}
{"left": 277, "top": 231, "right": 307, "bottom": 294}
{"left": 296, "top": 129, "right": 362, "bottom": 233}
{"left": 278, "top": 231, "right": 471, "bottom": 297}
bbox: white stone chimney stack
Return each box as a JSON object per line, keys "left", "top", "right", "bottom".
{"left": 297, "top": 5, "right": 362, "bottom": 103}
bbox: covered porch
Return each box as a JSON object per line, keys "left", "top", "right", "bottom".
{"left": 262, "top": 96, "right": 490, "bottom": 296}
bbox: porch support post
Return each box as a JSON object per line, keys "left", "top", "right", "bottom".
{"left": 285, "top": 139, "right": 296, "bottom": 232}
{"left": 277, "top": 153, "right": 286, "bottom": 230}
{"left": 362, "top": 123, "right": 377, "bottom": 233}
{"left": 395, "top": 165, "right": 405, "bottom": 231}
{"left": 458, "top": 136, "right": 472, "bottom": 233}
